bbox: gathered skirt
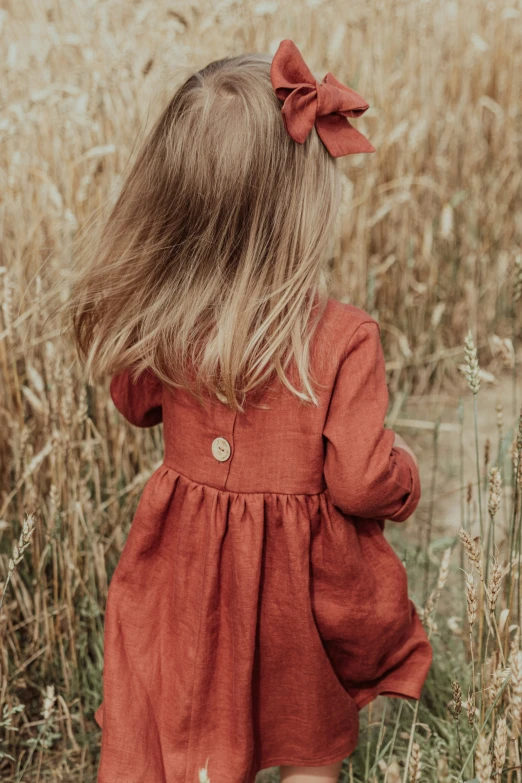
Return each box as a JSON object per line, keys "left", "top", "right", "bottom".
{"left": 94, "top": 463, "right": 432, "bottom": 783}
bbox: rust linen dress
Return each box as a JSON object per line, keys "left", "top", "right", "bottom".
{"left": 93, "top": 297, "right": 432, "bottom": 783}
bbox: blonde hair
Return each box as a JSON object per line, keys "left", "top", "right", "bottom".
{"left": 68, "top": 52, "right": 342, "bottom": 412}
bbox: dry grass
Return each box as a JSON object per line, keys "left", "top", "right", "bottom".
{"left": 0, "top": 0, "right": 521, "bottom": 780}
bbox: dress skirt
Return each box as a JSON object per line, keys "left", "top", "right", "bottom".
{"left": 94, "top": 463, "right": 432, "bottom": 783}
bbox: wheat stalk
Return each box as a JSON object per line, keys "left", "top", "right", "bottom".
{"left": 493, "top": 716, "right": 507, "bottom": 779}
{"left": 408, "top": 742, "right": 422, "bottom": 783}
{"left": 0, "top": 514, "right": 36, "bottom": 611}
{"left": 460, "top": 529, "right": 484, "bottom": 580}
{"left": 475, "top": 732, "right": 493, "bottom": 783}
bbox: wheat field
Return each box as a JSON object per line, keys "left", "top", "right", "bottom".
{"left": 0, "top": 0, "right": 521, "bottom": 780}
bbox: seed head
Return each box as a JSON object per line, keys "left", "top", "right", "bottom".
{"left": 496, "top": 401, "right": 504, "bottom": 438}
{"left": 487, "top": 558, "right": 504, "bottom": 614}
{"left": 467, "top": 687, "right": 476, "bottom": 729}
{"left": 452, "top": 680, "right": 462, "bottom": 719}
{"left": 459, "top": 528, "right": 484, "bottom": 580}
{"left": 514, "top": 253, "right": 522, "bottom": 303}
{"left": 487, "top": 466, "right": 502, "bottom": 518}
{"left": 464, "top": 329, "right": 481, "bottom": 394}
{"left": 493, "top": 716, "right": 507, "bottom": 776}
{"left": 466, "top": 572, "right": 478, "bottom": 628}
{"left": 408, "top": 742, "right": 422, "bottom": 782}
{"left": 475, "top": 732, "right": 493, "bottom": 783}
{"left": 437, "top": 547, "right": 452, "bottom": 591}
{"left": 511, "top": 649, "right": 522, "bottom": 737}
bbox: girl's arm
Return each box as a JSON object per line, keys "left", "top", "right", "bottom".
{"left": 109, "top": 366, "right": 163, "bottom": 428}
{"left": 323, "top": 320, "right": 420, "bottom": 523}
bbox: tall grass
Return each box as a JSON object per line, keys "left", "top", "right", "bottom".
{"left": 0, "top": 0, "right": 521, "bottom": 780}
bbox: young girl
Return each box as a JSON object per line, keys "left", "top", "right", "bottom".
{"left": 69, "top": 39, "right": 432, "bottom": 783}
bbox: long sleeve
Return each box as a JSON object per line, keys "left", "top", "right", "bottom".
{"left": 323, "top": 320, "right": 420, "bottom": 523}
{"left": 109, "top": 366, "right": 163, "bottom": 428}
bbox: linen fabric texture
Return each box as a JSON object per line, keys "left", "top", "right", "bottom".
{"left": 94, "top": 297, "right": 432, "bottom": 783}
{"left": 270, "top": 39, "right": 376, "bottom": 157}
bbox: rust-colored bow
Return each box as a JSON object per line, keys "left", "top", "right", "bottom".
{"left": 270, "top": 39, "right": 375, "bottom": 158}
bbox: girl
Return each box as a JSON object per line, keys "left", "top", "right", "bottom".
{"left": 68, "top": 39, "right": 432, "bottom": 783}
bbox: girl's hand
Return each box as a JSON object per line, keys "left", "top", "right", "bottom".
{"left": 393, "top": 431, "right": 419, "bottom": 470}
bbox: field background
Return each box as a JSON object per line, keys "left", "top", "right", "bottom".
{"left": 0, "top": 0, "right": 521, "bottom": 780}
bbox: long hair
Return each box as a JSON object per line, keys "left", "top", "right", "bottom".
{"left": 67, "top": 52, "right": 342, "bottom": 412}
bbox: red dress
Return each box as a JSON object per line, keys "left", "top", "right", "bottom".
{"left": 94, "top": 297, "right": 432, "bottom": 783}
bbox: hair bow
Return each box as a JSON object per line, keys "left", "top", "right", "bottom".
{"left": 270, "top": 39, "right": 375, "bottom": 158}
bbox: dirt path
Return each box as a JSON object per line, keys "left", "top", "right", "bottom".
{"left": 397, "top": 364, "right": 519, "bottom": 548}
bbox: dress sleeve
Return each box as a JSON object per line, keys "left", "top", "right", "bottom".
{"left": 109, "top": 366, "right": 163, "bottom": 428}
{"left": 323, "top": 320, "right": 420, "bottom": 522}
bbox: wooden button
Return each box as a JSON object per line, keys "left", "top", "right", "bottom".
{"left": 211, "top": 437, "right": 231, "bottom": 462}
